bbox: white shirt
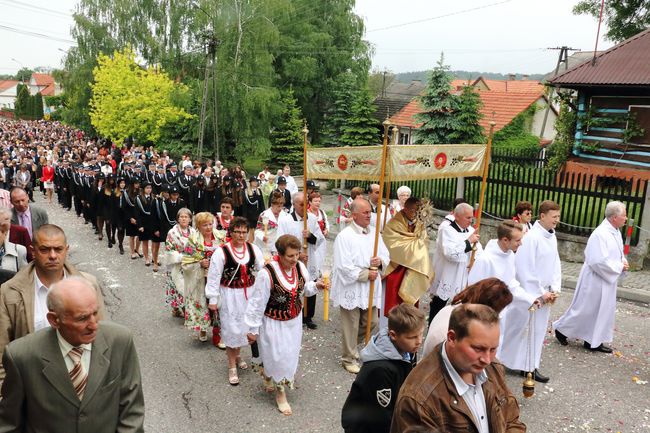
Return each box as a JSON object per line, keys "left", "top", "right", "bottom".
{"left": 441, "top": 342, "right": 489, "bottom": 433}
{"left": 33, "top": 271, "right": 68, "bottom": 331}
{"left": 56, "top": 330, "right": 92, "bottom": 375}
{"left": 284, "top": 175, "right": 298, "bottom": 194}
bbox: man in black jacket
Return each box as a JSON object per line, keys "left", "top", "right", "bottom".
{"left": 341, "top": 304, "right": 425, "bottom": 433}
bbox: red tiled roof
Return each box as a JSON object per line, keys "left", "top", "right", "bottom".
{"left": 389, "top": 90, "right": 543, "bottom": 133}
{"left": 549, "top": 28, "right": 650, "bottom": 86}
{"left": 0, "top": 80, "right": 19, "bottom": 92}
{"left": 478, "top": 91, "right": 542, "bottom": 131}
{"left": 480, "top": 79, "right": 544, "bottom": 93}
{"left": 31, "top": 73, "right": 56, "bottom": 96}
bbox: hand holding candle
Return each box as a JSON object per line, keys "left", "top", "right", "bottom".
{"left": 322, "top": 268, "right": 330, "bottom": 322}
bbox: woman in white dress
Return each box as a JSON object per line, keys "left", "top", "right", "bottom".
{"left": 254, "top": 191, "right": 288, "bottom": 259}
{"left": 163, "top": 207, "right": 194, "bottom": 318}
{"left": 206, "top": 217, "right": 264, "bottom": 386}
{"left": 245, "top": 234, "right": 325, "bottom": 415}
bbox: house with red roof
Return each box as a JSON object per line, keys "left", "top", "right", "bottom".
{"left": 0, "top": 80, "right": 21, "bottom": 110}
{"left": 387, "top": 76, "right": 556, "bottom": 145}
{"left": 29, "top": 73, "right": 60, "bottom": 96}
{"left": 548, "top": 27, "right": 650, "bottom": 179}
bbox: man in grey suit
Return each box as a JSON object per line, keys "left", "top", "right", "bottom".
{"left": 0, "top": 277, "right": 145, "bottom": 432}
{"left": 10, "top": 187, "right": 49, "bottom": 240}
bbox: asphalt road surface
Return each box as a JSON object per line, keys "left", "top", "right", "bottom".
{"left": 42, "top": 196, "right": 649, "bottom": 433}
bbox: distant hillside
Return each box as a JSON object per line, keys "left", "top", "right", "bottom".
{"left": 395, "top": 70, "right": 545, "bottom": 83}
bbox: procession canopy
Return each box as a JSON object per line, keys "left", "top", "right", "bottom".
{"left": 307, "top": 144, "right": 487, "bottom": 181}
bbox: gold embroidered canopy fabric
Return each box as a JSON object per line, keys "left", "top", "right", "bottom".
{"left": 307, "top": 144, "right": 486, "bottom": 181}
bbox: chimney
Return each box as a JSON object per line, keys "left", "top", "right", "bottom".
{"left": 522, "top": 74, "right": 529, "bottom": 80}
{"left": 508, "top": 73, "right": 516, "bottom": 81}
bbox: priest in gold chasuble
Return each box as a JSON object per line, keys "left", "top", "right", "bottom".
{"left": 381, "top": 197, "right": 433, "bottom": 321}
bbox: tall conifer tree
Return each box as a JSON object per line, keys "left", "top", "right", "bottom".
{"left": 269, "top": 88, "right": 304, "bottom": 170}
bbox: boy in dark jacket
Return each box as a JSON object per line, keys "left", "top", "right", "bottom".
{"left": 341, "top": 303, "right": 426, "bottom": 433}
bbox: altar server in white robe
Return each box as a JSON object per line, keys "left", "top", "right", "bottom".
{"left": 502, "top": 200, "right": 561, "bottom": 383}
{"left": 467, "top": 221, "right": 527, "bottom": 343}
{"left": 277, "top": 192, "right": 325, "bottom": 329}
{"left": 245, "top": 234, "right": 325, "bottom": 416}
{"left": 332, "top": 198, "right": 390, "bottom": 374}
{"left": 428, "top": 202, "right": 481, "bottom": 324}
{"left": 254, "top": 191, "right": 290, "bottom": 258}
{"left": 554, "top": 201, "right": 628, "bottom": 353}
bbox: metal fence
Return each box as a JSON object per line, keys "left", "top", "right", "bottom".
{"left": 341, "top": 148, "right": 647, "bottom": 245}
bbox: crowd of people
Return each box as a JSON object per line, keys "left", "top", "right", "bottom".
{"left": 0, "top": 119, "right": 632, "bottom": 432}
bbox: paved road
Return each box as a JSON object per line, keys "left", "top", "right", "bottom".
{"left": 41, "top": 195, "right": 649, "bottom": 433}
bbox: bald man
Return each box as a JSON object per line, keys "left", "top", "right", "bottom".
{"left": 0, "top": 277, "right": 145, "bottom": 433}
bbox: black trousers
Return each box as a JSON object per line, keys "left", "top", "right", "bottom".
{"left": 428, "top": 295, "right": 449, "bottom": 325}
{"left": 303, "top": 293, "right": 317, "bottom": 322}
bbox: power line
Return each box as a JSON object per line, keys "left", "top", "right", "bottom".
{"left": 367, "top": 0, "right": 515, "bottom": 32}
{"left": 0, "top": 0, "right": 72, "bottom": 18}
{"left": 0, "top": 23, "right": 76, "bottom": 44}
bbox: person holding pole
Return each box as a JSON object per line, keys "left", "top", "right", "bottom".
{"left": 427, "top": 202, "right": 480, "bottom": 324}
{"left": 332, "top": 198, "right": 390, "bottom": 374}
{"left": 276, "top": 192, "right": 325, "bottom": 329}
{"left": 381, "top": 197, "right": 433, "bottom": 329}
{"left": 554, "top": 201, "right": 628, "bottom": 354}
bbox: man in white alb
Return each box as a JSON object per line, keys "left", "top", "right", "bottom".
{"left": 428, "top": 202, "right": 480, "bottom": 324}
{"left": 332, "top": 198, "right": 389, "bottom": 374}
{"left": 554, "top": 201, "right": 628, "bottom": 354}
{"left": 283, "top": 165, "right": 299, "bottom": 195}
{"left": 499, "top": 200, "right": 561, "bottom": 383}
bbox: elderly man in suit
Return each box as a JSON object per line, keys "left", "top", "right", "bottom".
{"left": 0, "top": 277, "right": 145, "bottom": 432}
{"left": 0, "top": 224, "right": 105, "bottom": 383}
{"left": 10, "top": 187, "right": 49, "bottom": 240}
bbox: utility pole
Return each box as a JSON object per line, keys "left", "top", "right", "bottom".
{"left": 539, "top": 46, "right": 579, "bottom": 139}
{"left": 197, "top": 31, "right": 220, "bottom": 161}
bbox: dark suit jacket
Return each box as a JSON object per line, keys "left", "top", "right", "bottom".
{"left": 8, "top": 224, "right": 32, "bottom": 262}
{"left": 0, "top": 321, "right": 145, "bottom": 433}
{"left": 10, "top": 205, "right": 49, "bottom": 239}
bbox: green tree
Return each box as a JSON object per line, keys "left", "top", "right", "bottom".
{"left": 269, "top": 88, "right": 304, "bottom": 169}
{"left": 452, "top": 85, "right": 484, "bottom": 143}
{"left": 340, "top": 86, "right": 379, "bottom": 146}
{"left": 15, "top": 68, "right": 33, "bottom": 83}
{"left": 90, "top": 47, "right": 192, "bottom": 145}
{"left": 414, "top": 55, "right": 461, "bottom": 144}
{"left": 14, "top": 84, "right": 30, "bottom": 119}
{"left": 573, "top": 1, "right": 649, "bottom": 42}
{"left": 322, "top": 71, "right": 356, "bottom": 146}
{"left": 33, "top": 92, "right": 44, "bottom": 120}
{"left": 368, "top": 69, "right": 395, "bottom": 98}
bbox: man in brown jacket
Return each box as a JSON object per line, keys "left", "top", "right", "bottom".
{"left": 391, "top": 304, "right": 526, "bottom": 433}
{"left": 0, "top": 224, "right": 105, "bottom": 383}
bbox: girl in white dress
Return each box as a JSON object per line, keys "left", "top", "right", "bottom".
{"left": 253, "top": 192, "right": 288, "bottom": 258}
{"left": 245, "top": 234, "right": 325, "bottom": 415}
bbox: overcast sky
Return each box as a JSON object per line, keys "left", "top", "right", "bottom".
{"left": 1, "top": 0, "right": 612, "bottom": 76}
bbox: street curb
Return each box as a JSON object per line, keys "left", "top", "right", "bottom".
{"left": 562, "top": 277, "right": 650, "bottom": 304}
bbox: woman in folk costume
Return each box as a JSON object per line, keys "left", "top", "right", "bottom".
{"left": 163, "top": 207, "right": 195, "bottom": 318}
{"left": 254, "top": 191, "right": 289, "bottom": 259}
{"left": 242, "top": 176, "right": 265, "bottom": 242}
{"left": 341, "top": 186, "right": 365, "bottom": 225}
{"left": 214, "top": 196, "right": 235, "bottom": 243}
{"left": 245, "top": 234, "right": 325, "bottom": 415}
{"left": 182, "top": 212, "right": 227, "bottom": 342}
{"left": 205, "top": 217, "right": 264, "bottom": 386}
{"left": 512, "top": 200, "right": 534, "bottom": 234}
